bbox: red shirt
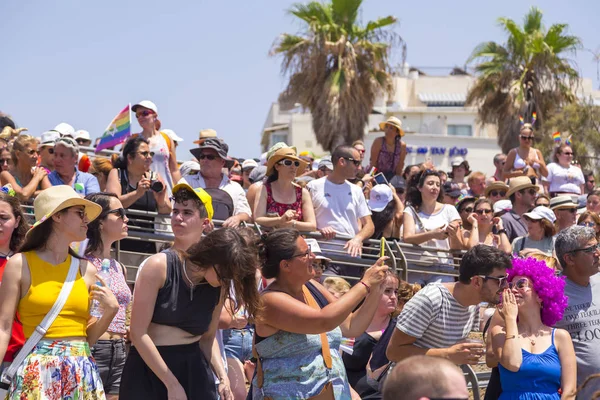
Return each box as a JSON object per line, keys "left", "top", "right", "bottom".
{"left": 0, "top": 257, "right": 25, "bottom": 362}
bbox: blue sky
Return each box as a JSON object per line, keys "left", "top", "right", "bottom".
{"left": 2, "top": 0, "right": 598, "bottom": 161}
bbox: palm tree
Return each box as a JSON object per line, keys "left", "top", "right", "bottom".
{"left": 466, "top": 7, "right": 582, "bottom": 153}
{"left": 271, "top": 0, "right": 404, "bottom": 151}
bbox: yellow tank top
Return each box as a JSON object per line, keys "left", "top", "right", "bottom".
{"left": 18, "top": 251, "right": 89, "bottom": 339}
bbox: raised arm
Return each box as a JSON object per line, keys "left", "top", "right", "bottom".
{"left": 370, "top": 138, "right": 382, "bottom": 169}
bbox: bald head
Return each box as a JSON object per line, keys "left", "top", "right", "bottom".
{"left": 383, "top": 356, "right": 468, "bottom": 400}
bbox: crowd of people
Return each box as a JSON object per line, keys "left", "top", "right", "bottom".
{"left": 0, "top": 106, "right": 599, "bottom": 400}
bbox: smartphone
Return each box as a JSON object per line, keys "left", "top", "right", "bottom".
{"left": 374, "top": 172, "right": 389, "bottom": 185}
{"left": 380, "top": 237, "right": 386, "bottom": 258}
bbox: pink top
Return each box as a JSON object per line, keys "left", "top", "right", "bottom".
{"left": 86, "top": 256, "right": 132, "bottom": 334}
{"left": 265, "top": 182, "right": 304, "bottom": 221}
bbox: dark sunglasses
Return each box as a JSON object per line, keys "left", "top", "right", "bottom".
{"left": 478, "top": 275, "right": 508, "bottom": 288}
{"left": 579, "top": 221, "right": 597, "bottom": 228}
{"left": 475, "top": 209, "right": 493, "bottom": 215}
{"left": 0, "top": 159, "right": 11, "bottom": 165}
{"left": 562, "top": 152, "right": 574, "bottom": 156}
{"left": 569, "top": 243, "right": 600, "bottom": 254}
{"left": 461, "top": 206, "right": 474, "bottom": 213}
{"left": 342, "top": 157, "right": 361, "bottom": 166}
{"left": 135, "top": 110, "right": 154, "bottom": 118}
{"left": 107, "top": 208, "right": 127, "bottom": 219}
{"left": 279, "top": 159, "right": 301, "bottom": 167}
{"left": 137, "top": 151, "right": 155, "bottom": 158}
{"left": 489, "top": 190, "right": 506, "bottom": 197}
{"left": 519, "top": 135, "right": 534, "bottom": 141}
{"left": 199, "top": 154, "right": 218, "bottom": 161}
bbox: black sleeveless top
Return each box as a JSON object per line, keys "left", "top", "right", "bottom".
{"left": 118, "top": 168, "right": 157, "bottom": 253}
{"left": 151, "top": 249, "right": 221, "bottom": 335}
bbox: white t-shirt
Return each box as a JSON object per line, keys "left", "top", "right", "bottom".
{"left": 184, "top": 174, "right": 252, "bottom": 217}
{"left": 544, "top": 163, "right": 585, "bottom": 194}
{"left": 307, "top": 177, "right": 371, "bottom": 237}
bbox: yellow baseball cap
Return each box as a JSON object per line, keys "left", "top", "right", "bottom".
{"left": 172, "top": 183, "right": 214, "bottom": 220}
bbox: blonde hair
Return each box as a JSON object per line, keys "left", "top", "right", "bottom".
{"left": 518, "top": 249, "right": 561, "bottom": 272}
{"left": 520, "top": 123, "right": 534, "bottom": 132}
{"left": 467, "top": 171, "right": 486, "bottom": 185}
{"left": 11, "top": 134, "right": 37, "bottom": 166}
{"left": 352, "top": 140, "right": 365, "bottom": 148}
{"left": 323, "top": 277, "right": 351, "bottom": 298}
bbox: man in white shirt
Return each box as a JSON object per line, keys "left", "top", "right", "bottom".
{"left": 186, "top": 138, "right": 251, "bottom": 227}
{"left": 307, "top": 145, "right": 374, "bottom": 278}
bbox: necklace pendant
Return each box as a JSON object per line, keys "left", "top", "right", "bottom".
{"left": 190, "top": 290, "right": 193, "bottom": 301}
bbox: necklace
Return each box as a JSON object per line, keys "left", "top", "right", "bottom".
{"left": 182, "top": 261, "right": 195, "bottom": 301}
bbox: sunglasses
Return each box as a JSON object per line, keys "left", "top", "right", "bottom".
{"left": 562, "top": 152, "right": 574, "bottom": 156}
{"left": 199, "top": 154, "right": 218, "bottom": 161}
{"left": 0, "top": 159, "right": 11, "bottom": 165}
{"left": 71, "top": 208, "right": 86, "bottom": 219}
{"left": 478, "top": 275, "right": 508, "bottom": 288}
{"left": 461, "top": 207, "right": 474, "bottom": 213}
{"left": 519, "top": 135, "right": 534, "bottom": 141}
{"left": 569, "top": 243, "right": 600, "bottom": 254}
{"left": 107, "top": 208, "right": 127, "bottom": 219}
{"left": 579, "top": 221, "right": 597, "bottom": 228}
{"left": 342, "top": 157, "right": 361, "bottom": 166}
{"left": 489, "top": 190, "right": 506, "bottom": 197}
{"left": 279, "top": 159, "right": 301, "bottom": 167}
{"left": 520, "top": 188, "right": 537, "bottom": 195}
{"left": 137, "top": 151, "right": 155, "bottom": 158}
{"left": 135, "top": 110, "right": 154, "bottom": 118}
{"left": 475, "top": 209, "right": 493, "bottom": 215}
{"left": 508, "top": 278, "right": 531, "bottom": 291}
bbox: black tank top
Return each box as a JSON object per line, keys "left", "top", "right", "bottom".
{"left": 151, "top": 249, "right": 221, "bottom": 336}
{"left": 118, "top": 168, "right": 157, "bottom": 253}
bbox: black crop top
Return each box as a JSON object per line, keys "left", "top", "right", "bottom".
{"left": 151, "top": 249, "right": 221, "bottom": 335}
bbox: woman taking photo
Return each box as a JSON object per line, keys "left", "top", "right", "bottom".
{"left": 512, "top": 206, "right": 557, "bottom": 256}
{"left": 544, "top": 143, "right": 585, "bottom": 196}
{"left": 0, "top": 185, "right": 118, "bottom": 398}
{"left": 120, "top": 183, "right": 261, "bottom": 400}
{"left": 0, "top": 135, "right": 49, "bottom": 203}
{"left": 403, "top": 169, "right": 463, "bottom": 284}
{"left": 370, "top": 117, "right": 407, "bottom": 180}
{"left": 85, "top": 193, "right": 132, "bottom": 399}
{"left": 253, "top": 229, "right": 389, "bottom": 399}
{"left": 464, "top": 198, "right": 511, "bottom": 253}
{"left": 254, "top": 144, "right": 316, "bottom": 232}
{"left": 0, "top": 192, "right": 28, "bottom": 374}
{"left": 490, "top": 256, "right": 576, "bottom": 400}
{"left": 106, "top": 136, "right": 171, "bottom": 261}
{"left": 503, "top": 123, "right": 548, "bottom": 181}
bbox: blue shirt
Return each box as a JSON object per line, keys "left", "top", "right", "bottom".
{"left": 48, "top": 170, "right": 100, "bottom": 196}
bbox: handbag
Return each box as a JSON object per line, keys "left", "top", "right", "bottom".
{"left": 253, "top": 285, "right": 335, "bottom": 400}
{"left": 0, "top": 256, "right": 80, "bottom": 396}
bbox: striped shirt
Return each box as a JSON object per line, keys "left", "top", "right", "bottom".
{"left": 396, "top": 283, "right": 479, "bottom": 349}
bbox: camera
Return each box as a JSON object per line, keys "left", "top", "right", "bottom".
{"left": 150, "top": 180, "right": 164, "bottom": 193}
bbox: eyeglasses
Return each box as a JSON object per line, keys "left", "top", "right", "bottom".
{"left": 135, "top": 110, "right": 154, "bottom": 118}
{"left": 199, "top": 154, "right": 218, "bottom": 161}
{"left": 519, "top": 135, "right": 534, "bottom": 141}
{"left": 342, "top": 157, "right": 361, "bottom": 166}
{"left": 137, "top": 151, "right": 155, "bottom": 158}
{"left": 475, "top": 209, "right": 493, "bottom": 215}
{"left": 290, "top": 247, "right": 312, "bottom": 260}
{"left": 461, "top": 207, "right": 474, "bottom": 213}
{"left": 579, "top": 221, "right": 597, "bottom": 228}
{"left": 279, "top": 159, "right": 301, "bottom": 167}
{"left": 562, "top": 152, "right": 574, "bottom": 156}
{"left": 508, "top": 278, "right": 531, "bottom": 291}
{"left": 478, "top": 275, "right": 508, "bottom": 288}
{"left": 71, "top": 208, "right": 86, "bottom": 220}
{"left": 568, "top": 243, "right": 600, "bottom": 255}
{"left": 0, "top": 159, "right": 11, "bottom": 165}
{"left": 107, "top": 208, "right": 127, "bottom": 219}
{"left": 489, "top": 190, "right": 506, "bottom": 197}
{"left": 76, "top": 139, "right": 91, "bottom": 145}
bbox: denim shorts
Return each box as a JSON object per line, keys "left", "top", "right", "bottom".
{"left": 222, "top": 327, "right": 254, "bottom": 362}
{"left": 90, "top": 339, "right": 127, "bottom": 395}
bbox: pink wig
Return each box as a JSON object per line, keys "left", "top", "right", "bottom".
{"left": 508, "top": 257, "right": 568, "bottom": 326}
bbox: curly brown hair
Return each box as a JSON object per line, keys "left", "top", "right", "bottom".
{"left": 0, "top": 193, "right": 29, "bottom": 252}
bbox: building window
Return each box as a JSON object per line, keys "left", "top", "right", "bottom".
{"left": 447, "top": 125, "right": 472, "bottom": 137}
{"left": 270, "top": 133, "right": 288, "bottom": 147}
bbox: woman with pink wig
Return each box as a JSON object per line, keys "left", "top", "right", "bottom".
{"left": 489, "top": 257, "right": 576, "bottom": 399}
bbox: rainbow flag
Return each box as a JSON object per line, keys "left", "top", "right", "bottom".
{"left": 552, "top": 131, "right": 561, "bottom": 143}
{"left": 95, "top": 105, "right": 131, "bottom": 153}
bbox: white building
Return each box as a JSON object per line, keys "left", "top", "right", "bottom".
{"left": 261, "top": 67, "right": 600, "bottom": 177}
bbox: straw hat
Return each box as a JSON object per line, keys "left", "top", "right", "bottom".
{"left": 172, "top": 182, "right": 214, "bottom": 220}
{"left": 379, "top": 117, "right": 404, "bottom": 137}
{"left": 28, "top": 185, "right": 102, "bottom": 237}
{"left": 549, "top": 195, "right": 578, "bottom": 211}
{"left": 193, "top": 129, "right": 218, "bottom": 144}
{"left": 484, "top": 181, "right": 509, "bottom": 198}
{"left": 506, "top": 176, "right": 539, "bottom": 198}
{"left": 266, "top": 144, "right": 308, "bottom": 177}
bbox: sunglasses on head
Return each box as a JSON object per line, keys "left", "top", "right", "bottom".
{"left": 279, "top": 159, "right": 301, "bottom": 167}
{"left": 199, "top": 154, "right": 218, "bottom": 161}
{"left": 135, "top": 110, "right": 154, "bottom": 118}
{"left": 489, "top": 190, "right": 506, "bottom": 197}
{"left": 342, "top": 157, "right": 361, "bottom": 166}
{"left": 107, "top": 208, "right": 127, "bottom": 219}
{"left": 520, "top": 135, "right": 534, "bottom": 141}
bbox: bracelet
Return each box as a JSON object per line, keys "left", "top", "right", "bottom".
{"left": 497, "top": 229, "right": 507, "bottom": 235}
{"left": 505, "top": 335, "right": 516, "bottom": 340}
{"left": 292, "top": 220, "right": 297, "bottom": 229}
{"left": 359, "top": 281, "right": 371, "bottom": 294}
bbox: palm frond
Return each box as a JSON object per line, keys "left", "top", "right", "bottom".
{"left": 523, "top": 7, "right": 544, "bottom": 34}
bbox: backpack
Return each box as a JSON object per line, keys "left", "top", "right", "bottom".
{"left": 203, "top": 188, "right": 234, "bottom": 221}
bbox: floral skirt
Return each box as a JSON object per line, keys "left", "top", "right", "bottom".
{"left": 5, "top": 339, "right": 105, "bottom": 400}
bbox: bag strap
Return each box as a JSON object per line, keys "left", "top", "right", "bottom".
{"left": 408, "top": 205, "right": 427, "bottom": 232}
{"left": 1, "top": 255, "right": 80, "bottom": 384}
{"left": 302, "top": 285, "right": 333, "bottom": 369}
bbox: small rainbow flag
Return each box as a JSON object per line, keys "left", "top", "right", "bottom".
{"left": 95, "top": 105, "right": 131, "bottom": 153}
{"left": 552, "top": 131, "right": 561, "bottom": 143}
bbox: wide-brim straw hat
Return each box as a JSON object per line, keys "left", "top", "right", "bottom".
{"left": 379, "top": 117, "right": 404, "bottom": 137}
{"left": 484, "top": 181, "right": 510, "bottom": 198}
{"left": 28, "top": 185, "right": 102, "bottom": 237}
{"left": 266, "top": 145, "right": 308, "bottom": 177}
{"left": 506, "top": 176, "right": 539, "bottom": 198}
{"left": 550, "top": 195, "right": 579, "bottom": 211}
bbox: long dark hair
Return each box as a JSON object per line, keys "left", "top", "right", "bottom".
{"left": 258, "top": 229, "right": 300, "bottom": 279}
{"left": 19, "top": 212, "right": 82, "bottom": 259}
{"left": 405, "top": 170, "right": 444, "bottom": 210}
{"left": 84, "top": 192, "right": 119, "bottom": 256}
{"left": 0, "top": 193, "right": 29, "bottom": 252}
{"left": 371, "top": 201, "right": 396, "bottom": 240}
{"left": 186, "top": 228, "right": 262, "bottom": 319}
{"left": 113, "top": 136, "right": 149, "bottom": 169}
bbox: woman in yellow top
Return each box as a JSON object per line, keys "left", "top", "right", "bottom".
{"left": 0, "top": 185, "right": 119, "bottom": 399}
